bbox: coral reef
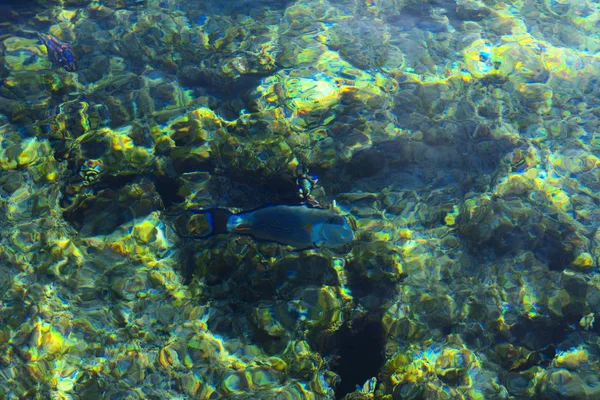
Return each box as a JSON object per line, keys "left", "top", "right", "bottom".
{"left": 2, "top": 0, "right": 600, "bottom": 398}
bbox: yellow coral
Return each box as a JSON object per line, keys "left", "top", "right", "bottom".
{"left": 554, "top": 347, "right": 589, "bottom": 370}
{"left": 571, "top": 253, "right": 594, "bottom": 270}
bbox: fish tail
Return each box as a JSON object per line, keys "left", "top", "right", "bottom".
{"left": 194, "top": 208, "right": 232, "bottom": 236}
{"left": 168, "top": 207, "right": 232, "bottom": 238}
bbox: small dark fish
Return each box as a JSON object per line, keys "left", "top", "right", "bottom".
{"left": 174, "top": 205, "right": 355, "bottom": 249}
{"left": 39, "top": 34, "right": 77, "bottom": 72}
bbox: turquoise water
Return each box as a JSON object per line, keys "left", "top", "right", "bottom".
{"left": 1, "top": 0, "right": 600, "bottom": 398}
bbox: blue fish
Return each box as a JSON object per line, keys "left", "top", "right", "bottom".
{"left": 39, "top": 34, "right": 77, "bottom": 72}
{"left": 176, "top": 205, "right": 355, "bottom": 249}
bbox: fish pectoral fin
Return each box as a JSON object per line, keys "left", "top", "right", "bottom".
{"left": 313, "top": 240, "right": 325, "bottom": 248}
{"left": 234, "top": 224, "right": 252, "bottom": 232}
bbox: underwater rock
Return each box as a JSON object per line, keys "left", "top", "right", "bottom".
{"left": 3, "top": 0, "right": 600, "bottom": 399}
{"left": 327, "top": 16, "right": 391, "bottom": 70}
{"left": 63, "top": 178, "right": 163, "bottom": 236}
{"left": 536, "top": 368, "right": 600, "bottom": 399}
{"left": 455, "top": 3, "right": 491, "bottom": 22}
{"left": 283, "top": 340, "right": 322, "bottom": 379}
{"left": 379, "top": 336, "right": 508, "bottom": 399}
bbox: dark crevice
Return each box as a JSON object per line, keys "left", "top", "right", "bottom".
{"left": 327, "top": 316, "right": 386, "bottom": 399}
{"left": 154, "top": 175, "right": 185, "bottom": 209}
{"left": 510, "top": 316, "right": 573, "bottom": 350}
{"left": 534, "top": 234, "right": 577, "bottom": 272}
